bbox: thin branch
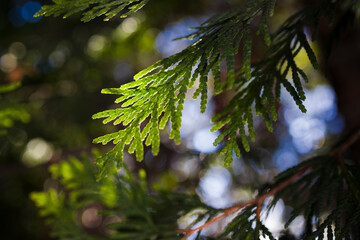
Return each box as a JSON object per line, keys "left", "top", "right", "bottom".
{"left": 177, "top": 164, "right": 312, "bottom": 239}
{"left": 330, "top": 129, "right": 360, "bottom": 206}
{"left": 330, "top": 128, "right": 360, "bottom": 156}
{"left": 337, "top": 154, "right": 360, "bottom": 206}
{"left": 256, "top": 200, "right": 262, "bottom": 221}
{"left": 178, "top": 129, "right": 360, "bottom": 239}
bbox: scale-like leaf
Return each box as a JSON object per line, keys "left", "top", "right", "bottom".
{"left": 92, "top": 0, "right": 278, "bottom": 176}
{"left": 35, "top": 0, "right": 150, "bottom": 22}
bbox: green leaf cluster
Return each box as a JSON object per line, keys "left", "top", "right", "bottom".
{"left": 35, "top": 0, "right": 149, "bottom": 22}
{"left": 31, "top": 138, "right": 360, "bottom": 239}
{"left": 31, "top": 154, "right": 209, "bottom": 240}
{"left": 30, "top": 0, "right": 360, "bottom": 239}
{"left": 267, "top": 154, "right": 360, "bottom": 239}
{"left": 92, "top": 0, "right": 356, "bottom": 173}
{"left": 92, "top": 0, "right": 278, "bottom": 174}
{"left": 0, "top": 82, "right": 30, "bottom": 134}
{"left": 220, "top": 208, "right": 275, "bottom": 240}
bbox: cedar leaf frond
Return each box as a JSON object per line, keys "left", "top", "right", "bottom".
{"left": 93, "top": 0, "right": 276, "bottom": 176}
{"left": 35, "top": 0, "right": 150, "bottom": 22}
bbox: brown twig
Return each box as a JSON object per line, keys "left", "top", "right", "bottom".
{"left": 330, "top": 129, "right": 360, "bottom": 205}
{"left": 178, "top": 129, "right": 360, "bottom": 239}
{"left": 256, "top": 200, "right": 263, "bottom": 221}
{"left": 329, "top": 128, "right": 360, "bottom": 171}
{"left": 330, "top": 128, "right": 360, "bottom": 157}
{"left": 177, "top": 165, "right": 312, "bottom": 239}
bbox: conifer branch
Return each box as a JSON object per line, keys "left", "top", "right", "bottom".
{"left": 93, "top": 0, "right": 357, "bottom": 174}
{"left": 331, "top": 128, "right": 360, "bottom": 206}
{"left": 330, "top": 128, "right": 360, "bottom": 157}
{"left": 212, "top": 0, "right": 353, "bottom": 166}
{"left": 93, "top": 0, "right": 278, "bottom": 177}
{"left": 178, "top": 164, "right": 313, "bottom": 239}
{"left": 35, "top": 0, "right": 150, "bottom": 22}
{"left": 29, "top": 0, "right": 360, "bottom": 239}
{"left": 179, "top": 129, "right": 360, "bottom": 239}
{"left": 337, "top": 154, "right": 360, "bottom": 207}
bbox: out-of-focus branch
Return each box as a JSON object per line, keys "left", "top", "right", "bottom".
{"left": 178, "top": 129, "right": 360, "bottom": 239}
{"left": 177, "top": 165, "right": 312, "bottom": 239}
{"left": 331, "top": 128, "right": 360, "bottom": 205}
{"left": 330, "top": 128, "right": 360, "bottom": 157}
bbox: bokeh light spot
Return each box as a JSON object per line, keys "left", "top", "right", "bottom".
{"left": 200, "top": 167, "right": 232, "bottom": 207}
{"left": 81, "top": 207, "right": 102, "bottom": 229}
{"left": 9, "top": 6, "right": 26, "bottom": 27}
{"left": 21, "top": 1, "right": 42, "bottom": 23}
{"left": 49, "top": 50, "right": 66, "bottom": 68}
{"left": 22, "top": 138, "right": 54, "bottom": 167}
{"left": 289, "top": 117, "right": 326, "bottom": 153}
{"left": 156, "top": 17, "right": 201, "bottom": 56}
{"left": 87, "top": 35, "right": 107, "bottom": 57}
{"left": 121, "top": 17, "right": 138, "bottom": 34}
{"left": 0, "top": 53, "right": 18, "bottom": 73}
{"left": 288, "top": 215, "right": 305, "bottom": 237}
{"left": 274, "top": 149, "right": 298, "bottom": 171}
{"left": 9, "top": 42, "right": 27, "bottom": 59}
{"left": 261, "top": 199, "right": 285, "bottom": 236}
{"left": 193, "top": 127, "right": 219, "bottom": 153}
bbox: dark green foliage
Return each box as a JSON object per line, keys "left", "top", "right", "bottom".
{"left": 219, "top": 208, "right": 275, "bottom": 240}
{"left": 35, "top": 0, "right": 150, "bottom": 22}
{"left": 31, "top": 156, "right": 106, "bottom": 239}
{"left": 93, "top": 0, "right": 357, "bottom": 173}
{"left": 188, "top": 207, "right": 276, "bottom": 240}
{"left": 30, "top": 154, "right": 277, "bottom": 239}
{"left": 31, "top": 154, "right": 209, "bottom": 240}
{"left": 0, "top": 81, "right": 21, "bottom": 93}
{"left": 266, "top": 153, "right": 360, "bottom": 240}
{"left": 0, "top": 82, "right": 30, "bottom": 134}
{"left": 31, "top": 139, "right": 360, "bottom": 239}
{"left": 92, "top": 0, "right": 280, "bottom": 174}
{"left": 30, "top": 0, "right": 360, "bottom": 239}
{"left": 174, "top": 139, "right": 360, "bottom": 239}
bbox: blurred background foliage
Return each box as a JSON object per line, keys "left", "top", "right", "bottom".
{"left": 0, "top": 0, "right": 358, "bottom": 239}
